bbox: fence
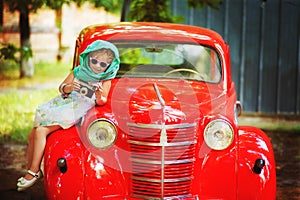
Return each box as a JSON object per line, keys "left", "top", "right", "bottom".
{"left": 170, "top": 0, "right": 300, "bottom": 114}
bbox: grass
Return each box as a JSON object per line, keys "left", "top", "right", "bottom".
{"left": 0, "top": 60, "right": 71, "bottom": 89}
{"left": 0, "top": 60, "right": 71, "bottom": 143}
{"left": 238, "top": 112, "right": 300, "bottom": 132}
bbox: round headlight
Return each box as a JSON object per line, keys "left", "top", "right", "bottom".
{"left": 204, "top": 119, "right": 234, "bottom": 150}
{"left": 87, "top": 119, "right": 117, "bottom": 149}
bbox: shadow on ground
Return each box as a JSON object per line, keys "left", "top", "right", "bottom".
{"left": 0, "top": 144, "right": 46, "bottom": 199}
{"left": 0, "top": 169, "right": 45, "bottom": 200}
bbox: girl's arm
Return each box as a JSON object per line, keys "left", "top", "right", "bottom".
{"left": 95, "top": 80, "right": 111, "bottom": 105}
{"left": 59, "top": 72, "right": 80, "bottom": 96}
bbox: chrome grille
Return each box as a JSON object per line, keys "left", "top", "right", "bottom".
{"left": 128, "top": 123, "right": 197, "bottom": 199}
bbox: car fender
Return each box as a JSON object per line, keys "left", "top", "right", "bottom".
{"left": 237, "top": 126, "right": 276, "bottom": 199}
{"left": 44, "top": 126, "right": 85, "bottom": 200}
{"left": 44, "top": 124, "right": 130, "bottom": 199}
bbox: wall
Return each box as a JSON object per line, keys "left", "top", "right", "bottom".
{"left": 170, "top": 0, "right": 300, "bottom": 114}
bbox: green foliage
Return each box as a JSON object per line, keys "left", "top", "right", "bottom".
{"left": 128, "top": 0, "right": 176, "bottom": 22}
{"left": 126, "top": 0, "right": 221, "bottom": 22}
{"left": 0, "top": 43, "right": 33, "bottom": 63}
{"left": 89, "top": 0, "right": 123, "bottom": 13}
{"left": 0, "top": 43, "right": 19, "bottom": 63}
{"left": 4, "top": 0, "right": 44, "bottom": 13}
{"left": 20, "top": 46, "right": 33, "bottom": 60}
{"left": 45, "top": 0, "right": 122, "bottom": 13}
{"left": 187, "top": 0, "right": 223, "bottom": 9}
{"left": 45, "top": 0, "right": 86, "bottom": 10}
{"left": 45, "top": 0, "right": 67, "bottom": 10}
{"left": 120, "top": 49, "right": 151, "bottom": 64}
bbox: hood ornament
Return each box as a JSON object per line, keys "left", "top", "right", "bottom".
{"left": 153, "top": 82, "right": 167, "bottom": 146}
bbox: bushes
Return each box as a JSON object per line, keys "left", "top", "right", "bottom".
{"left": 0, "top": 43, "right": 32, "bottom": 63}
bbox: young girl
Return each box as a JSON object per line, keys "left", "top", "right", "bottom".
{"left": 17, "top": 40, "right": 120, "bottom": 191}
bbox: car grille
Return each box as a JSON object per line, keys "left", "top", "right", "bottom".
{"left": 128, "top": 122, "right": 197, "bottom": 200}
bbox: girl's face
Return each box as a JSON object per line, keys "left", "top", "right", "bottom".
{"left": 88, "top": 50, "right": 113, "bottom": 74}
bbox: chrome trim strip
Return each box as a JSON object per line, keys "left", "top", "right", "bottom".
{"left": 153, "top": 82, "right": 166, "bottom": 106}
{"left": 128, "top": 100, "right": 197, "bottom": 199}
{"left": 153, "top": 82, "right": 166, "bottom": 198}
{"left": 127, "top": 122, "right": 197, "bottom": 129}
{"left": 130, "top": 158, "right": 195, "bottom": 165}
{"left": 128, "top": 140, "right": 196, "bottom": 146}
{"left": 161, "top": 138, "right": 165, "bottom": 198}
{"left": 131, "top": 175, "right": 193, "bottom": 183}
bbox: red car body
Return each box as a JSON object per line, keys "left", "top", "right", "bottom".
{"left": 44, "top": 22, "right": 276, "bottom": 199}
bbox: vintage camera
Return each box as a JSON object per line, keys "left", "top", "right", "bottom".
{"left": 78, "top": 80, "right": 97, "bottom": 98}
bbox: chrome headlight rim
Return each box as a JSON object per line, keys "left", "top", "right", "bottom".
{"left": 86, "top": 118, "right": 117, "bottom": 150}
{"left": 203, "top": 119, "right": 234, "bottom": 150}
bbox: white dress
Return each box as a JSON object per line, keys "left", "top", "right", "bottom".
{"left": 34, "top": 81, "right": 100, "bottom": 129}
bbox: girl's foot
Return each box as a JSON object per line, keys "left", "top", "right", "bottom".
{"left": 17, "top": 170, "right": 43, "bottom": 191}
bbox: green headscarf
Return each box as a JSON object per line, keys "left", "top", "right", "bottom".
{"left": 74, "top": 40, "right": 120, "bottom": 82}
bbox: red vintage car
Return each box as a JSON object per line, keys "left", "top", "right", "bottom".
{"left": 44, "top": 22, "right": 276, "bottom": 199}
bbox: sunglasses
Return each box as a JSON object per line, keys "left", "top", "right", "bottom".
{"left": 89, "top": 57, "right": 110, "bottom": 68}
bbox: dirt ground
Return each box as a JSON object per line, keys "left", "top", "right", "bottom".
{"left": 0, "top": 144, "right": 46, "bottom": 199}
{"left": 0, "top": 131, "right": 299, "bottom": 200}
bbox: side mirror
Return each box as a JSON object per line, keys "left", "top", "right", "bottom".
{"left": 235, "top": 101, "right": 242, "bottom": 117}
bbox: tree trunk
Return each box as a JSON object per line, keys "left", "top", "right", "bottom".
{"left": 19, "top": 8, "right": 34, "bottom": 78}
{"left": 0, "top": 0, "right": 3, "bottom": 26}
{"left": 56, "top": 8, "right": 62, "bottom": 62}
{"left": 121, "top": 0, "right": 131, "bottom": 22}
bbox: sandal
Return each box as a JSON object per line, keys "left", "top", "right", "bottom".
{"left": 17, "top": 170, "right": 43, "bottom": 191}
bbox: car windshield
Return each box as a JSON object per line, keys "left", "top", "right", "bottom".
{"left": 114, "top": 41, "right": 222, "bottom": 83}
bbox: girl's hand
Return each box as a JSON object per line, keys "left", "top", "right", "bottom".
{"left": 72, "top": 79, "right": 81, "bottom": 92}
{"left": 60, "top": 80, "right": 80, "bottom": 96}
{"left": 66, "top": 80, "right": 80, "bottom": 93}
{"left": 94, "top": 84, "right": 107, "bottom": 105}
{"left": 94, "top": 84, "right": 103, "bottom": 99}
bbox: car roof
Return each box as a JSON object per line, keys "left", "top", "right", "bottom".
{"left": 75, "top": 22, "right": 232, "bottom": 89}
{"left": 77, "top": 22, "right": 227, "bottom": 51}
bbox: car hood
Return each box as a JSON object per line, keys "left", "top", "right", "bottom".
{"left": 109, "top": 78, "right": 227, "bottom": 125}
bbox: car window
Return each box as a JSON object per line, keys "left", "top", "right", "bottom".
{"left": 115, "top": 42, "right": 221, "bottom": 83}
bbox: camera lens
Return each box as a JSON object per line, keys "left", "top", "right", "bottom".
{"left": 80, "top": 87, "right": 88, "bottom": 95}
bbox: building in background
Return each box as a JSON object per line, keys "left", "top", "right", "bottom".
{"left": 170, "top": 0, "right": 300, "bottom": 114}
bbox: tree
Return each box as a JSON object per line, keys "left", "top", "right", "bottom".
{"left": 88, "top": 0, "right": 122, "bottom": 13}
{"left": 121, "top": 0, "right": 131, "bottom": 22}
{"left": 127, "top": 0, "right": 174, "bottom": 22}
{"left": 0, "top": 0, "right": 3, "bottom": 27}
{"left": 45, "top": 0, "right": 79, "bottom": 62}
{"left": 2, "top": 0, "right": 221, "bottom": 77}
{"left": 125, "top": 0, "right": 222, "bottom": 22}
{"left": 187, "top": 0, "right": 222, "bottom": 9}
{"left": 4, "top": 0, "right": 44, "bottom": 78}
{"left": 45, "top": 0, "right": 122, "bottom": 62}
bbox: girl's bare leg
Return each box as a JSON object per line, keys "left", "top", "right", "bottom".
{"left": 26, "top": 127, "right": 37, "bottom": 169}
{"left": 23, "top": 125, "right": 61, "bottom": 180}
